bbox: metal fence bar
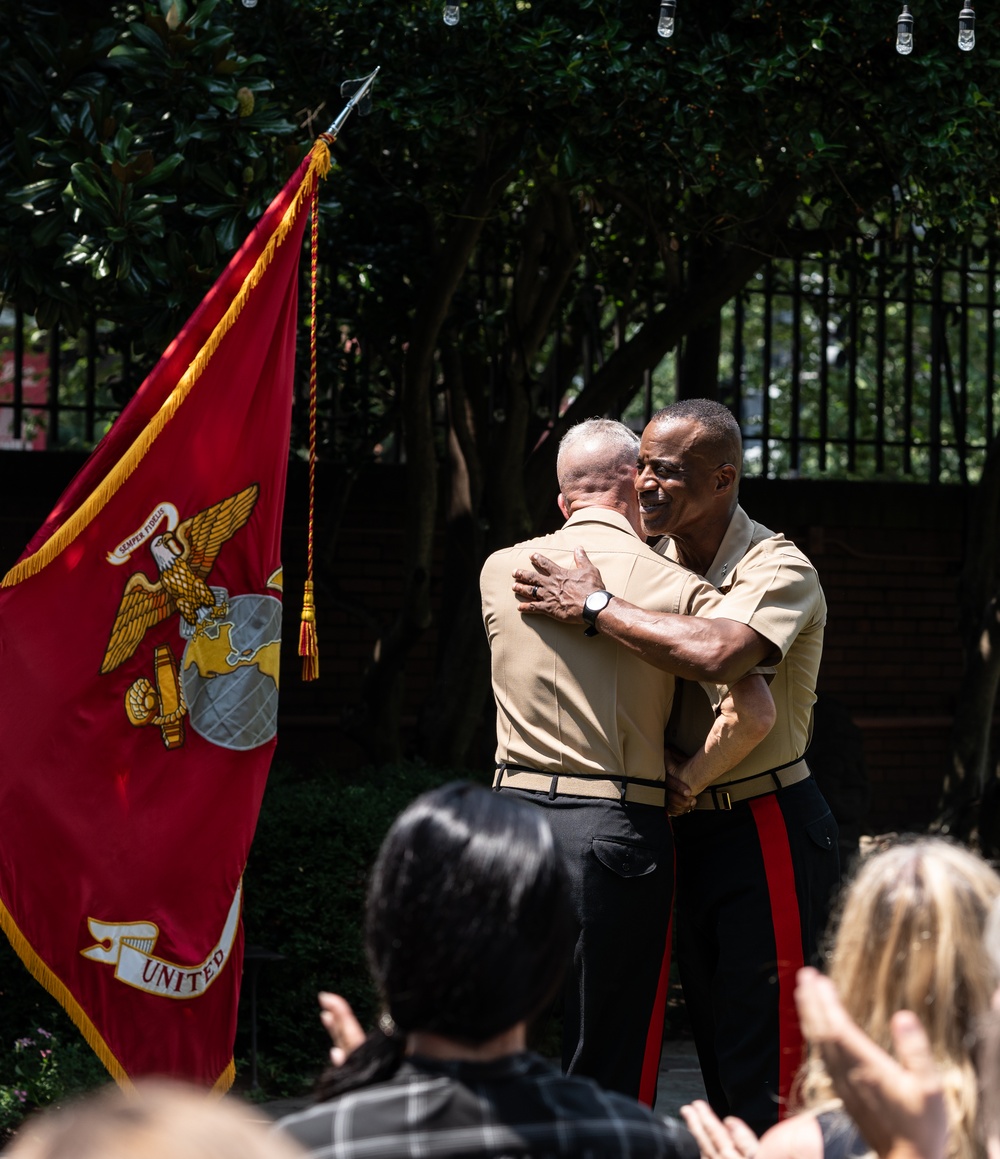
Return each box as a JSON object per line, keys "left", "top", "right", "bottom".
{"left": 955, "top": 246, "right": 970, "bottom": 486}
{"left": 761, "top": 261, "right": 774, "bottom": 478}
{"left": 790, "top": 258, "right": 802, "bottom": 474}
{"left": 12, "top": 308, "right": 24, "bottom": 441}
{"left": 4, "top": 234, "right": 1000, "bottom": 482}
{"left": 732, "top": 291, "right": 745, "bottom": 428}
{"left": 846, "top": 245, "right": 859, "bottom": 475}
{"left": 818, "top": 258, "right": 830, "bottom": 473}
{"left": 47, "top": 323, "right": 60, "bottom": 449}
{"left": 903, "top": 242, "right": 915, "bottom": 476}
{"left": 930, "top": 264, "right": 944, "bottom": 484}
{"left": 85, "top": 313, "right": 97, "bottom": 445}
{"left": 875, "top": 244, "right": 887, "bottom": 475}
{"left": 988, "top": 248, "right": 997, "bottom": 449}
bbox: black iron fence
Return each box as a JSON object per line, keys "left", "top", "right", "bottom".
{"left": 726, "top": 238, "right": 999, "bottom": 484}
{"left": 2, "top": 235, "right": 998, "bottom": 483}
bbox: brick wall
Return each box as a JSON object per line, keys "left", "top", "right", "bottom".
{"left": 738, "top": 479, "right": 968, "bottom": 830}
{"left": 0, "top": 453, "right": 979, "bottom": 832}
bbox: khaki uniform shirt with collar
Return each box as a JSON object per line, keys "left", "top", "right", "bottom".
{"left": 660, "top": 505, "right": 827, "bottom": 785}
{"left": 480, "top": 507, "right": 723, "bottom": 782}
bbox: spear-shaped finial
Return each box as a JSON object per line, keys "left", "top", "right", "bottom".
{"left": 324, "top": 67, "right": 380, "bottom": 139}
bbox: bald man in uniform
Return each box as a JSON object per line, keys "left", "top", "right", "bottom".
{"left": 480, "top": 417, "right": 776, "bottom": 1106}
{"left": 511, "top": 401, "right": 840, "bottom": 1133}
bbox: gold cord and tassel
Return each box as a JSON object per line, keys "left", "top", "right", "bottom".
{"left": 298, "top": 162, "right": 324, "bottom": 681}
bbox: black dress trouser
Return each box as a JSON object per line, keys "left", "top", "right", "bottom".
{"left": 673, "top": 777, "right": 841, "bottom": 1135}
{"left": 498, "top": 787, "right": 674, "bottom": 1105}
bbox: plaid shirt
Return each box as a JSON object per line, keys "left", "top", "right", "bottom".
{"left": 275, "top": 1052, "right": 698, "bottom": 1159}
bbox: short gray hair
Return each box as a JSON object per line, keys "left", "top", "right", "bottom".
{"left": 556, "top": 419, "right": 639, "bottom": 492}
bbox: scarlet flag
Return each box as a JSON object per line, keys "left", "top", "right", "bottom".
{"left": 0, "top": 139, "right": 332, "bottom": 1089}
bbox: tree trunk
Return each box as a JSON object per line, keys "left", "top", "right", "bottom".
{"left": 522, "top": 212, "right": 795, "bottom": 525}
{"left": 678, "top": 309, "right": 722, "bottom": 400}
{"left": 354, "top": 158, "right": 513, "bottom": 762}
{"left": 416, "top": 186, "right": 582, "bottom": 766}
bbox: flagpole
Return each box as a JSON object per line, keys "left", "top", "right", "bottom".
{"left": 324, "top": 67, "right": 380, "bottom": 139}
{"left": 299, "top": 66, "right": 381, "bottom": 679}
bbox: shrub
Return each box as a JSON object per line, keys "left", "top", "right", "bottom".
{"left": 0, "top": 1026, "right": 108, "bottom": 1143}
{"left": 234, "top": 760, "right": 485, "bottom": 1094}
{"left": 0, "top": 761, "right": 483, "bottom": 1111}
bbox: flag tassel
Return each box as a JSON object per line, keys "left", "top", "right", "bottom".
{"left": 299, "top": 580, "right": 319, "bottom": 681}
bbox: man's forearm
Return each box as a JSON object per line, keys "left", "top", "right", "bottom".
{"left": 597, "top": 598, "right": 774, "bottom": 684}
{"left": 513, "top": 548, "right": 776, "bottom": 681}
{"left": 673, "top": 674, "right": 776, "bottom": 798}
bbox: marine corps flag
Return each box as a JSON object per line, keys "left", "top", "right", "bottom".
{"left": 0, "top": 137, "right": 332, "bottom": 1089}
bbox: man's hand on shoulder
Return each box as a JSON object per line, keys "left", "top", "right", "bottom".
{"left": 512, "top": 547, "right": 606, "bottom": 622}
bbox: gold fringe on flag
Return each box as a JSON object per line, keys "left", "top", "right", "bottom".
{"left": 1, "top": 138, "right": 333, "bottom": 591}
{"left": 0, "top": 891, "right": 240, "bottom": 1093}
{"left": 0, "top": 894, "right": 134, "bottom": 1089}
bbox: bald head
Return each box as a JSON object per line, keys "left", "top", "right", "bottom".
{"left": 556, "top": 419, "right": 640, "bottom": 510}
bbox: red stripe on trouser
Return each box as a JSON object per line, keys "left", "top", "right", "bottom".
{"left": 638, "top": 843, "right": 676, "bottom": 1107}
{"left": 749, "top": 795, "right": 804, "bottom": 1120}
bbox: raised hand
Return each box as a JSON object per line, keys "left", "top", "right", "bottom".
{"left": 680, "top": 1100, "right": 759, "bottom": 1159}
{"left": 793, "top": 967, "right": 947, "bottom": 1159}
{"left": 318, "top": 991, "right": 367, "bottom": 1067}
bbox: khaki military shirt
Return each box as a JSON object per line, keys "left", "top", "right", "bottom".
{"left": 661, "top": 505, "right": 827, "bottom": 784}
{"left": 481, "top": 508, "right": 722, "bottom": 781}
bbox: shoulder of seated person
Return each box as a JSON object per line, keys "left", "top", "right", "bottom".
{"left": 756, "top": 1111, "right": 826, "bottom": 1159}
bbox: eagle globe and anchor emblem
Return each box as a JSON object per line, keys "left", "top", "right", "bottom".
{"left": 100, "top": 484, "right": 281, "bottom": 751}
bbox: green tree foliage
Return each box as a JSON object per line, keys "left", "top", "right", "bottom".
{"left": 0, "top": 0, "right": 298, "bottom": 351}
{"left": 3, "top": 0, "right": 1000, "bottom": 773}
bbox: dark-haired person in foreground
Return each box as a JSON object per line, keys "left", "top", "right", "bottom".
{"left": 274, "top": 782, "right": 700, "bottom": 1159}
{"left": 513, "top": 401, "right": 839, "bottom": 1134}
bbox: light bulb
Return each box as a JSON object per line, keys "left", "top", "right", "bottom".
{"left": 657, "top": 0, "right": 676, "bottom": 37}
{"left": 443, "top": 2, "right": 460, "bottom": 24}
{"left": 241, "top": 0, "right": 258, "bottom": 7}
{"left": 958, "top": 3, "right": 975, "bottom": 49}
{"left": 895, "top": 4, "right": 914, "bottom": 53}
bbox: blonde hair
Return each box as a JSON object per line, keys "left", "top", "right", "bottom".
{"left": 798, "top": 837, "right": 1000, "bottom": 1159}
{"left": 6, "top": 1080, "right": 305, "bottom": 1159}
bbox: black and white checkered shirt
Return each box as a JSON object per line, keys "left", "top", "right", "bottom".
{"left": 275, "top": 1052, "right": 698, "bottom": 1159}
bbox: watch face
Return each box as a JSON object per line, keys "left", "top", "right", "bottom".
{"left": 584, "top": 590, "right": 611, "bottom": 615}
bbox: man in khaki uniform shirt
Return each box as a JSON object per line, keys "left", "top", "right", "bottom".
{"left": 481, "top": 418, "right": 776, "bottom": 1106}
{"left": 511, "top": 401, "right": 840, "bottom": 1133}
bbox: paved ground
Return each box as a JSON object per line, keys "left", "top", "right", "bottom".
{"left": 656, "top": 1037, "right": 707, "bottom": 1121}
{"left": 250, "top": 1037, "right": 707, "bottom": 1125}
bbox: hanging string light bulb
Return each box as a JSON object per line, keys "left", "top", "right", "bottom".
{"left": 657, "top": 0, "right": 676, "bottom": 37}
{"left": 443, "top": 1, "right": 460, "bottom": 24}
{"left": 895, "top": 4, "right": 914, "bottom": 53}
{"left": 957, "top": 2, "right": 975, "bottom": 49}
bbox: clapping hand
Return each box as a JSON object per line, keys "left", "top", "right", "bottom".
{"left": 318, "top": 991, "right": 366, "bottom": 1067}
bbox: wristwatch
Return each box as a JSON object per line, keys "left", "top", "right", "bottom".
{"left": 582, "top": 590, "right": 613, "bottom": 637}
